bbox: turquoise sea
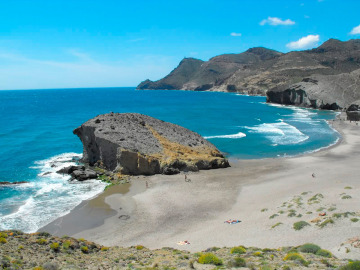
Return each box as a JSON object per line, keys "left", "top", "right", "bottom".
{"left": 0, "top": 87, "right": 339, "bottom": 232}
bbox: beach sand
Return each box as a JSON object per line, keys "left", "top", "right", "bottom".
{"left": 41, "top": 114, "right": 360, "bottom": 259}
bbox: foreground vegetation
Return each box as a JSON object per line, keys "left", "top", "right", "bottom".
{"left": 0, "top": 231, "right": 358, "bottom": 269}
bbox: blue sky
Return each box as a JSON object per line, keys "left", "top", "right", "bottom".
{"left": 0, "top": 0, "right": 359, "bottom": 90}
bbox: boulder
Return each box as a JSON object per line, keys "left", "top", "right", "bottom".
{"left": 73, "top": 113, "right": 230, "bottom": 175}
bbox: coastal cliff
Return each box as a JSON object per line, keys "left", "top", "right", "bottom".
{"left": 73, "top": 113, "right": 229, "bottom": 175}
{"left": 266, "top": 69, "right": 360, "bottom": 110}
{"left": 137, "top": 39, "right": 360, "bottom": 96}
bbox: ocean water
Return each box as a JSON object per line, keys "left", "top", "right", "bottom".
{"left": 0, "top": 87, "right": 339, "bottom": 232}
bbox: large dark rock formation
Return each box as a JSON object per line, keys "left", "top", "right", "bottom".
{"left": 137, "top": 39, "right": 360, "bottom": 96}
{"left": 346, "top": 101, "right": 360, "bottom": 121}
{"left": 73, "top": 113, "right": 229, "bottom": 175}
{"left": 266, "top": 69, "right": 360, "bottom": 110}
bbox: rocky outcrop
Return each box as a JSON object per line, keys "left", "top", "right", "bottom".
{"left": 73, "top": 113, "right": 229, "bottom": 175}
{"left": 137, "top": 39, "right": 360, "bottom": 95}
{"left": 0, "top": 181, "right": 29, "bottom": 185}
{"left": 346, "top": 101, "right": 360, "bottom": 121}
{"left": 266, "top": 69, "right": 360, "bottom": 110}
{"left": 57, "top": 166, "right": 98, "bottom": 181}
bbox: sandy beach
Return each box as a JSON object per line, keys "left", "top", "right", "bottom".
{"left": 42, "top": 114, "right": 360, "bottom": 260}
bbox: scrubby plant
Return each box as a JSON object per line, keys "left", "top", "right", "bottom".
{"left": 321, "top": 258, "right": 334, "bottom": 267}
{"left": 283, "top": 252, "right": 308, "bottom": 266}
{"left": 0, "top": 232, "right": 8, "bottom": 238}
{"left": 271, "top": 222, "right": 283, "bottom": 229}
{"left": 42, "top": 262, "right": 59, "bottom": 270}
{"left": 38, "top": 232, "right": 51, "bottom": 237}
{"left": 351, "top": 218, "right": 359, "bottom": 222}
{"left": 261, "top": 208, "right": 268, "bottom": 212}
{"left": 230, "top": 246, "right": 246, "bottom": 254}
{"left": 0, "top": 237, "right": 7, "bottom": 244}
{"left": 101, "top": 246, "right": 109, "bottom": 251}
{"left": 50, "top": 242, "right": 60, "bottom": 252}
{"left": 62, "top": 240, "right": 71, "bottom": 250}
{"left": 198, "top": 253, "right": 222, "bottom": 265}
{"left": 328, "top": 206, "right": 337, "bottom": 212}
{"left": 298, "top": 243, "right": 321, "bottom": 254}
{"left": 318, "top": 218, "right": 334, "bottom": 228}
{"left": 37, "top": 238, "right": 47, "bottom": 245}
{"left": 253, "top": 251, "right": 263, "bottom": 257}
{"left": 342, "top": 195, "right": 352, "bottom": 199}
{"left": 339, "top": 261, "right": 360, "bottom": 270}
{"left": 18, "top": 245, "right": 24, "bottom": 250}
{"left": 308, "top": 193, "right": 324, "bottom": 204}
{"left": 80, "top": 246, "right": 89, "bottom": 253}
{"left": 136, "top": 245, "right": 144, "bottom": 250}
{"left": 344, "top": 186, "right": 353, "bottom": 189}
{"left": 269, "top": 214, "right": 279, "bottom": 219}
{"left": 282, "top": 266, "right": 291, "bottom": 270}
{"left": 227, "top": 257, "right": 246, "bottom": 268}
{"left": 293, "top": 221, "right": 310, "bottom": 230}
{"left": 278, "top": 210, "right": 285, "bottom": 214}
{"left": 288, "top": 212, "right": 296, "bottom": 217}
{"left": 316, "top": 249, "right": 333, "bottom": 258}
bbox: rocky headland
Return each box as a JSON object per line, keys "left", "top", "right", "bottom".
{"left": 73, "top": 113, "right": 229, "bottom": 177}
{"left": 137, "top": 39, "right": 360, "bottom": 97}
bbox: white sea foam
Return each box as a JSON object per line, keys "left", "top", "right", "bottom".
{"left": 245, "top": 121, "right": 309, "bottom": 145}
{"left": 0, "top": 153, "right": 107, "bottom": 233}
{"left": 204, "top": 132, "right": 246, "bottom": 139}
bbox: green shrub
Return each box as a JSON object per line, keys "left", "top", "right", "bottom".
{"left": 351, "top": 218, "right": 359, "bottom": 222}
{"left": 38, "top": 232, "right": 51, "bottom": 237}
{"left": 62, "top": 240, "right": 71, "bottom": 250}
{"left": 298, "top": 243, "right": 321, "bottom": 254}
{"left": 328, "top": 206, "right": 337, "bottom": 211}
{"left": 101, "top": 246, "right": 109, "bottom": 251}
{"left": 342, "top": 195, "right": 352, "bottom": 199}
{"left": 344, "top": 186, "right": 352, "bottom": 189}
{"left": 228, "top": 257, "right": 246, "bottom": 268}
{"left": 283, "top": 252, "right": 308, "bottom": 266}
{"left": 261, "top": 208, "right": 268, "bottom": 212}
{"left": 230, "top": 246, "right": 246, "bottom": 254}
{"left": 269, "top": 214, "right": 279, "bottom": 219}
{"left": 0, "top": 232, "right": 8, "bottom": 238}
{"left": 271, "top": 222, "right": 283, "bottom": 229}
{"left": 339, "top": 261, "right": 360, "bottom": 270}
{"left": 80, "top": 246, "right": 89, "bottom": 253}
{"left": 0, "top": 237, "right": 7, "bottom": 244}
{"left": 37, "top": 238, "right": 47, "bottom": 245}
{"left": 136, "top": 245, "right": 144, "bottom": 250}
{"left": 293, "top": 221, "right": 310, "bottom": 230}
{"left": 316, "top": 249, "right": 333, "bottom": 258}
{"left": 198, "top": 253, "right": 222, "bottom": 265}
{"left": 318, "top": 218, "right": 334, "bottom": 228}
{"left": 50, "top": 242, "right": 59, "bottom": 252}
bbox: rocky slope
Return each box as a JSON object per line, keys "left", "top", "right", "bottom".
{"left": 73, "top": 113, "right": 229, "bottom": 176}
{"left": 267, "top": 68, "right": 360, "bottom": 110}
{"left": 0, "top": 230, "right": 356, "bottom": 270}
{"left": 137, "top": 39, "right": 360, "bottom": 96}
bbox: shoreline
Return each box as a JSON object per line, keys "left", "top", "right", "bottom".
{"left": 40, "top": 113, "right": 360, "bottom": 259}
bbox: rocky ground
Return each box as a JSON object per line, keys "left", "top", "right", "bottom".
{"left": 0, "top": 230, "right": 358, "bottom": 269}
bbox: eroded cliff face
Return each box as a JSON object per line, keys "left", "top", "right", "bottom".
{"left": 267, "top": 69, "right": 360, "bottom": 110}
{"left": 73, "top": 113, "right": 229, "bottom": 175}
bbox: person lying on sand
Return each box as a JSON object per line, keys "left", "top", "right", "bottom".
{"left": 177, "top": 240, "right": 190, "bottom": 245}
{"left": 224, "top": 219, "right": 241, "bottom": 224}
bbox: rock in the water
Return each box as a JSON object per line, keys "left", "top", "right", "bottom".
{"left": 70, "top": 169, "right": 98, "bottom": 181}
{"left": 56, "top": 165, "right": 85, "bottom": 174}
{"left": 73, "top": 113, "right": 230, "bottom": 175}
{"left": 0, "top": 181, "right": 29, "bottom": 185}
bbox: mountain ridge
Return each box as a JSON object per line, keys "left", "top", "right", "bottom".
{"left": 137, "top": 38, "right": 360, "bottom": 97}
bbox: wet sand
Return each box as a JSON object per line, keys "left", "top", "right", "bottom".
{"left": 43, "top": 114, "right": 360, "bottom": 259}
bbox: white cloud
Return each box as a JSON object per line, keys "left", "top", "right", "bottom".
{"left": 260, "top": 17, "right": 295, "bottom": 26}
{"left": 286, "top": 34, "right": 320, "bottom": 50}
{"left": 350, "top": 24, "right": 360, "bottom": 35}
{"left": 230, "top": 32, "right": 242, "bottom": 37}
